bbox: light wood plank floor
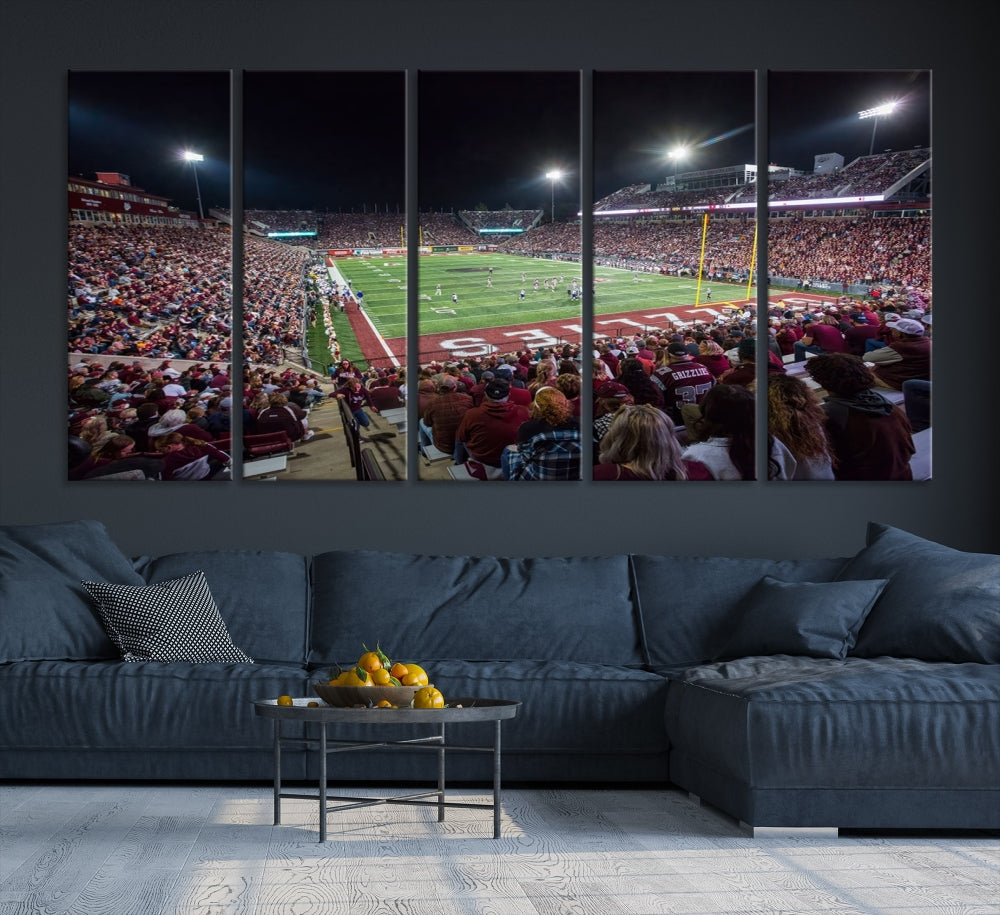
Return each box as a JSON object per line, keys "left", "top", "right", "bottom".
{"left": 2, "top": 784, "right": 998, "bottom": 914}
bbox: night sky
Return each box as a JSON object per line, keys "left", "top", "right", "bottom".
{"left": 68, "top": 69, "right": 930, "bottom": 217}
{"left": 243, "top": 71, "right": 405, "bottom": 214}
{"left": 593, "top": 71, "right": 756, "bottom": 197}
{"left": 416, "top": 71, "right": 580, "bottom": 214}
{"left": 767, "top": 70, "right": 930, "bottom": 172}
{"left": 68, "top": 71, "right": 232, "bottom": 214}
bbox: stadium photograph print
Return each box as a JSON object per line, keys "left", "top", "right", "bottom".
{"left": 242, "top": 70, "right": 407, "bottom": 482}
{"left": 67, "top": 71, "right": 233, "bottom": 483}
{"left": 766, "top": 70, "right": 931, "bottom": 482}
{"left": 416, "top": 71, "right": 583, "bottom": 481}
{"left": 591, "top": 70, "right": 761, "bottom": 481}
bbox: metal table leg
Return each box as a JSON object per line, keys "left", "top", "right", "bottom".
{"left": 437, "top": 722, "right": 446, "bottom": 822}
{"left": 319, "top": 721, "right": 327, "bottom": 843}
{"left": 493, "top": 719, "right": 502, "bottom": 839}
{"left": 273, "top": 718, "right": 282, "bottom": 825}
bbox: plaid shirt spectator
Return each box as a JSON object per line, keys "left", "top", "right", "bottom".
{"left": 503, "top": 428, "right": 582, "bottom": 481}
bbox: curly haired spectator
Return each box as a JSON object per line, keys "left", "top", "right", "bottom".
{"left": 502, "top": 387, "right": 582, "bottom": 482}
{"left": 804, "top": 353, "right": 915, "bottom": 481}
{"left": 681, "top": 384, "right": 795, "bottom": 480}
{"left": 764, "top": 374, "right": 835, "bottom": 480}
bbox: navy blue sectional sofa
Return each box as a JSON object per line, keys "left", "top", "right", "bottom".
{"left": 1, "top": 519, "right": 998, "bottom": 830}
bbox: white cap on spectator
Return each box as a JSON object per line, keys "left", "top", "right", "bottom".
{"left": 892, "top": 318, "right": 925, "bottom": 336}
{"left": 147, "top": 409, "right": 189, "bottom": 436}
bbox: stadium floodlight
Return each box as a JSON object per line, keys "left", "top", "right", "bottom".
{"left": 545, "top": 169, "right": 563, "bottom": 224}
{"left": 858, "top": 101, "right": 898, "bottom": 156}
{"left": 667, "top": 145, "right": 690, "bottom": 178}
{"left": 182, "top": 150, "right": 205, "bottom": 219}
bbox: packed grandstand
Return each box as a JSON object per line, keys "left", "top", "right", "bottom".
{"left": 67, "top": 146, "right": 931, "bottom": 481}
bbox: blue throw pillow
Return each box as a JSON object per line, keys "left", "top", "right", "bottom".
{"left": 0, "top": 520, "right": 143, "bottom": 661}
{"left": 839, "top": 523, "right": 1000, "bottom": 663}
{"left": 716, "top": 576, "right": 888, "bottom": 661}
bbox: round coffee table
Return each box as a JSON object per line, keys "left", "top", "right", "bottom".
{"left": 253, "top": 697, "right": 521, "bottom": 841}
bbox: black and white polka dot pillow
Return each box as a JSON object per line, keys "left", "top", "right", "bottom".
{"left": 82, "top": 571, "right": 253, "bottom": 663}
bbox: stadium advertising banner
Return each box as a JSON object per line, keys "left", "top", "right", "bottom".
{"left": 68, "top": 192, "right": 196, "bottom": 220}
{"left": 327, "top": 247, "right": 408, "bottom": 257}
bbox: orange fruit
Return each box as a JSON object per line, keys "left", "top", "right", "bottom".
{"left": 376, "top": 699, "right": 393, "bottom": 708}
{"left": 389, "top": 662, "right": 409, "bottom": 680}
{"left": 276, "top": 695, "right": 293, "bottom": 707}
{"left": 341, "top": 666, "right": 371, "bottom": 687}
{"left": 370, "top": 668, "right": 394, "bottom": 685}
{"left": 400, "top": 663, "right": 429, "bottom": 687}
{"left": 412, "top": 686, "right": 444, "bottom": 709}
{"left": 357, "top": 650, "right": 382, "bottom": 673}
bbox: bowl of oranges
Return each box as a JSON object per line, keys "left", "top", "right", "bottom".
{"left": 313, "top": 644, "right": 434, "bottom": 708}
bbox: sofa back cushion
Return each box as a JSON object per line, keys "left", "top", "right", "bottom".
{"left": 0, "top": 520, "right": 143, "bottom": 662}
{"left": 310, "top": 551, "right": 640, "bottom": 667}
{"left": 133, "top": 550, "right": 311, "bottom": 665}
{"left": 630, "top": 554, "right": 849, "bottom": 670}
{"left": 839, "top": 523, "right": 1000, "bottom": 663}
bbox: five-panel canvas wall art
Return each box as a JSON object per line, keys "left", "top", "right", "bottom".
{"left": 68, "top": 70, "right": 931, "bottom": 482}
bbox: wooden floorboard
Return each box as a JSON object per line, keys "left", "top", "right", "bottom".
{"left": 1, "top": 784, "right": 998, "bottom": 914}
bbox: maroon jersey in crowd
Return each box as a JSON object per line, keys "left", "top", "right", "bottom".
{"left": 843, "top": 322, "right": 880, "bottom": 356}
{"left": 806, "top": 322, "right": 846, "bottom": 353}
{"left": 651, "top": 360, "right": 716, "bottom": 423}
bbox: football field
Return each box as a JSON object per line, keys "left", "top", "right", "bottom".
{"left": 321, "top": 252, "right": 755, "bottom": 367}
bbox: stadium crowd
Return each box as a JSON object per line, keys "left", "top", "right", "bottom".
{"left": 68, "top": 224, "right": 233, "bottom": 363}
{"left": 243, "top": 236, "right": 310, "bottom": 365}
{"left": 68, "top": 141, "right": 931, "bottom": 482}
{"left": 410, "top": 278, "right": 931, "bottom": 482}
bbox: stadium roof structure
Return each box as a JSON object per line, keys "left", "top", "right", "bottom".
{"left": 458, "top": 208, "right": 544, "bottom": 235}
{"left": 591, "top": 147, "right": 930, "bottom": 217}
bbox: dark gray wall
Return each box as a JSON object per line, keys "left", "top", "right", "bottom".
{"left": 2, "top": 0, "right": 995, "bottom": 559}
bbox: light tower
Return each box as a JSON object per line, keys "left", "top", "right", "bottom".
{"left": 668, "top": 145, "right": 690, "bottom": 181}
{"left": 858, "top": 102, "right": 897, "bottom": 156}
{"left": 545, "top": 169, "right": 563, "bottom": 224}
{"left": 182, "top": 150, "right": 205, "bottom": 219}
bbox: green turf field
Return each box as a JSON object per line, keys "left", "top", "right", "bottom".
{"left": 329, "top": 253, "right": 753, "bottom": 343}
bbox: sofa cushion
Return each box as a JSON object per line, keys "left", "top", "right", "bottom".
{"left": 630, "top": 555, "right": 849, "bottom": 670}
{"left": 0, "top": 659, "right": 310, "bottom": 755}
{"left": 716, "top": 576, "right": 888, "bottom": 661}
{"left": 304, "top": 658, "right": 670, "bottom": 782}
{"left": 0, "top": 520, "right": 143, "bottom": 662}
{"left": 133, "top": 550, "right": 311, "bottom": 665}
{"left": 310, "top": 551, "right": 641, "bottom": 667}
{"left": 838, "top": 523, "right": 1000, "bottom": 663}
{"left": 665, "top": 656, "right": 1000, "bottom": 791}
{"left": 82, "top": 572, "right": 253, "bottom": 663}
